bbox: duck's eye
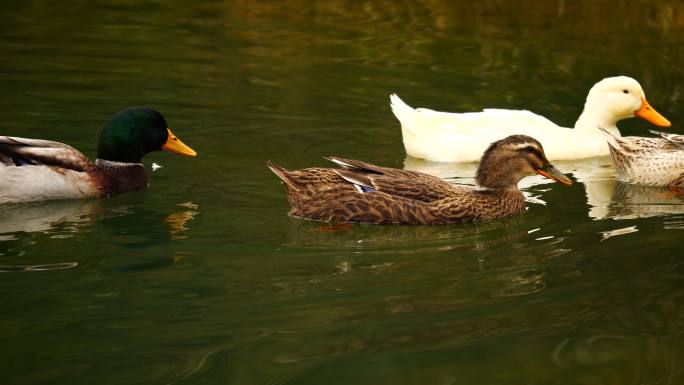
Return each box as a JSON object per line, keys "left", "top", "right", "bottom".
{"left": 520, "top": 145, "right": 545, "bottom": 160}
{"left": 622, "top": 89, "right": 629, "bottom": 94}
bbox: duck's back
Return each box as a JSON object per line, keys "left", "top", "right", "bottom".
{"left": 607, "top": 136, "right": 684, "bottom": 186}
{"left": 0, "top": 136, "right": 101, "bottom": 204}
{"left": 390, "top": 94, "right": 604, "bottom": 162}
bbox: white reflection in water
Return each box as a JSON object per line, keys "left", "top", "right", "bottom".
{"left": 0, "top": 262, "right": 78, "bottom": 272}
{"left": 0, "top": 199, "right": 99, "bottom": 235}
{"left": 404, "top": 155, "right": 684, "bottom": 221}
{"left": 600, "top": 225, "right": 638, "bottom": 241}
{"left": 0, "top": 200, "right": 199, "bottom": 240}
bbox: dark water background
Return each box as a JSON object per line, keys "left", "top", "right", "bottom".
{"left": 1, "top": 1, "right": 683, "bottom": 384}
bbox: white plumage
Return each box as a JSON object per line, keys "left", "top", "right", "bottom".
{"left": 391, "top": 76, "right": 671, "bottom": 162}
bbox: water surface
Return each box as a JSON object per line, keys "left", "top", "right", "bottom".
{"left": 1, "top": 1, "right": 684, "bottom": 384}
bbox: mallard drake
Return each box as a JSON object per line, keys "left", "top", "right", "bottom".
{"left": 599, "top": 128, "right": 684, "bottom": 187}
{"left": 390, "top": 76, "right": 671, "bottom": 162}
{"left": 0, "top": 107, "right": 197, "bottom": 204}
{"left": 267, "top": 135, "right": 572, "bottom": 224}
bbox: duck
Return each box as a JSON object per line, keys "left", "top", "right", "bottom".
{"left": 599, "top": 128, "right": 684, "bottom": 187}
{"left": 0, "top": 107, "right": 197, "bottom": 204}
{"left": 267, "top": 135, "right": 572, "bottom": 225}
{"left": 390, "top": 76, "right": 671, "bottom": 162}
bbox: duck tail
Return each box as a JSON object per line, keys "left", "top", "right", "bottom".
{"left": 597, "top": 127, "right": 620, "bottom": 148}
{"left": 389, "top": 94, "right": 417, "bottom": 127}
{"left": 266, "top": 160, "right": 300, "bottom": 191}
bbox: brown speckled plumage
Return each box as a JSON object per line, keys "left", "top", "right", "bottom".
{"left": 268, "top": 135, "right": 571, "bottom": 225}
{"left": 601, "top": 129, "right": 684, "bottom": 187}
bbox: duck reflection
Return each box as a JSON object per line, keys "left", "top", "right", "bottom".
{"left": 0, "top": 198, "right": 199, "bottom": 272}
{"left": 0, "top": 199, "right": 102, "bottom": 238}
{"left": 283, "top": 212, "right": 528, "bottom": 250}
{"left": 404, "top": 155, "right": 684, "bottom": 220}
{"left": 602, "top": 183, "right": 684, "bottom": 220}
{"left": 0, "top": 198, "right": 200, "bottom": 240}
{"left": 165, "top": 202, "right": 200, "bottom": 239}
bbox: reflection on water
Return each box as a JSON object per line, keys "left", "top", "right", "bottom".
{"left": 1, "top": 0, "right": 684, "bottom": 384}
{"left": 600, "top": 225, "right": 639, "bottom": 241}
{"left": 0, "top": 199, "right": 200, "bottom": 275}
{"left": 165, "top": 202, "right": 200, "bottom": 239}
{"left": 283, "top": 211, "right": 528, "bottom": 252}
{"left": 0, "top": 199, "right": 200, "bottom": 242}
{"left": 604, "top": 183, "right": 684, "bottom": 220}
{"left": 0, "top": 199, "right": 101, "bottom": 238}
{"left": 0, "top": 261, "right": 78, "bottom": 272}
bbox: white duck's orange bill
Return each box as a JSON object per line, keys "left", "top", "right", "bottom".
{"left": 635, "top": 97, "right": 671, "bottom": 127}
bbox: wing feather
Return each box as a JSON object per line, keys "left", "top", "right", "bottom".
{"left": 650, "top": 130, "right": 684, "bottom": 149}
{"left": 327, "top": 156, "right": 462, "bottom": 202}
{"left": 0, "top": 136, "right": 93, "bottom": 171}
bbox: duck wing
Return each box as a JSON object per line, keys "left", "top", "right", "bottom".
{"left": 0, "top": 136, "right": 93, "bottom": 171}
{"left": 649, "top": 130, "right": 684, "bottom": 149}
{"left": 326, "top": 156, "right": 460, "bottom": 203}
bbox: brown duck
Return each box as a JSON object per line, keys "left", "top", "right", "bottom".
{"left": 267, "top": 135, "right": 572, "bottom": 225}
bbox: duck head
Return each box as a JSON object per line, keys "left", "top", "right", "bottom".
{"left": 97, "top": 107, "right": 197, "bottom": 163}
{"left": 476, "top": 135, "right": 572, "bottom": 190}
{"left": 581, "top": 76, "right": 671, "bottom": 130}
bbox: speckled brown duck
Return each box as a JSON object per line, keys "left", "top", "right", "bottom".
{"left": 267, "top": 135, "right": 573, "bottom": 225}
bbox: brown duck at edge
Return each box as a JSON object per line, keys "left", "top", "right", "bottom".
{"left": 267, "top": 135, "right": 573, "bottom": 225}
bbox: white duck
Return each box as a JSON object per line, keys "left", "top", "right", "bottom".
{"left": 390, "top": 76, "right": 671, "bottom": 162}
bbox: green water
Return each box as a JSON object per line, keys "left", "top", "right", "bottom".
{"left": 1, "top": 1, "right": 684, "bottom": 384}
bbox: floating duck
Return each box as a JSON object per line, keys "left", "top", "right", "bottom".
{"left": 390, "top": 76, "right": 671, "bottom": 162}
{"left": 600, "top": 128, "right": 684, "bottom": 187}
{"left": 0, "top": 107, "right": 197, "bottom": 204}
{"left": 267, "top": 135, "right": 572, "bottom": 224}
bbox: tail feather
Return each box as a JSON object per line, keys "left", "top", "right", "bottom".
{"left": 597, "top": 127, "right": 620, "bottom": 148}
{"left": 325, "top": 156, "right": 384, "bottom": 175}
{"left": 389, "top": 94, "right": 417, "bottom": 128}
{"left": 650, "top": 130, "right": 684, "bottom": 148}
{"left": 266, "top": 160, "right": 300, "bottom": 191}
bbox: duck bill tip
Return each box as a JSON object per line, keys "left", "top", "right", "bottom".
{"left": 635, "top": 97, "right": 671, "bottom": 127}
{"left": 537, "top": 168, "right": 573, "bottom": 186}
{"left": 162, "top": 128, "right": 198, "bottom": 157}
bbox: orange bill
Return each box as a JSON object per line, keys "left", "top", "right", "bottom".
{"left": 162, "top": 128, "right": 197, "bottom": 157}
{"left": 635, "top": 97, "right": 671, "bottom": 127}
{"left": 537, "top": 164, "right": 573, "bottom": 186}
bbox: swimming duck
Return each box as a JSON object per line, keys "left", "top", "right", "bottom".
{"left": 267, "top": 135, "right": 572, "bottom": 224}
{"left": 599, "top": 128, "right": 684, "bottom": 187}
{"left": 0, "top": 107, "right": 197, "bottom": 204}
{"left": 390, "top": 76, "right": 671, "bottom": 162}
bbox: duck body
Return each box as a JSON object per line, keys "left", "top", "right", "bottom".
{"left": 268, "top": 158, "right": 525, "bottom": 224}
{"left": 0, "top": 107, "right": 196, "bottom": 204}
{"left": 600, "top": 129, "right": 684, "bottom": 187}
{"left": 268, "top": 135, "right": 572, "bottom": 225}
{"left": 0, "top": 137, "right": 145, "bottom": 203}
{"left": 391, "top": 76, "right": 671, "bottom": 162}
